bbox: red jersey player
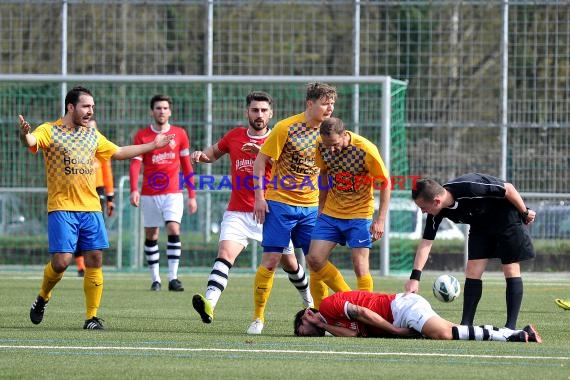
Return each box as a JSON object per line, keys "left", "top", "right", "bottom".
{"left": 190, "top": 91, "right": 312, "bottom": 325}
{"left": 294, "top": 290, "right": 541, "bottom": 343}
{"left": 129, "top": 94, "right": 197, "bottom": 292}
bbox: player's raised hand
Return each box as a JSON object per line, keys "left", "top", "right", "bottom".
{"left": 18, "top": 114, "right": 37, "bottom": 147}
{"left": 18, "top": 115, "right": 31, "bottom": 135}
{"left": 154, "top": 133, "right": 175, "bottom": 149}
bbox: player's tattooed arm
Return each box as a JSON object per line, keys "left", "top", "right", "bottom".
{"left": 347, "top": 302, "right": 416, "bottom": 337}
{"left": 346, "top": 303, "right": 361, "bottom": 320}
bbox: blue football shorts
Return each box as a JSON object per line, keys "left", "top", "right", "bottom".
{"left": 47, "top": 211, "right": 109, "bottom": 253}
{"left": 262, "top": 200, "right": 318, "bottom": 255}
{"left": 311, "top": 213, "right": 373, "bottom": 248}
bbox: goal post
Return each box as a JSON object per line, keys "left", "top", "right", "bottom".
{"left": 0, "top": 75, "right": 409, "bottom": 275}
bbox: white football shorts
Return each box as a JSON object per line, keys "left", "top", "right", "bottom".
{"left": 390, "top": 293, "right": 438, "bottom": 333}
{"left": 140, "top": 193, "right": 184, "bottom": 227}
{"left": 219, "top": 211, "right": 294, "bottom": 254}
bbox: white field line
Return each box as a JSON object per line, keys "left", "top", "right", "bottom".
{"left": 0, "top": 344, "right": 569, "bottom": 361}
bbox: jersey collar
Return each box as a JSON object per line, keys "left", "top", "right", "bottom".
{"left": 150, "top": 124, "right": 171, "bottom": 134}
{"left": 246, "top": 127, "right": 270, "bottom": 140}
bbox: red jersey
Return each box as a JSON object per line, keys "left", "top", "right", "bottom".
{"left": 217, "top": 127, "right": 272, "bottom": 212}
{"left": 319, "top": 291, "right": 397, "bottom": 337}
{"left": 131, "top": 125, "right": 191, "bottom": 196}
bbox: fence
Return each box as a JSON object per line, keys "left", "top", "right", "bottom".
{"left": 1, "top": 0, "right": 570, "bottom": 271}
{"left": 3, "top": 0, "right": 570, "bottom": 191}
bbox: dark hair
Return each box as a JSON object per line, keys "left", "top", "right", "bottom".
{"left": 320, "top": 117, "right": 345, "bottom": 137}
{"left": 150, "top": 94, "right": 172, "bottom": 109}
{"left": 246, "top": 91, "right": 273, "bottom": 107}
{"left": 293, "top": 308, "right": 325, "bottom": 337}
{"left": 65, "top": 86, "right": 93, "bottom": 113}
{"left": 306, "top": 82, "right": 337, "bottom": 102}
{"left": 411, "top": 178, "right": 445, "bottom": 201}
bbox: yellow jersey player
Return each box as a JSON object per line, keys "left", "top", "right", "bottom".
{"left": 249, "top": 82, "right": 337, "bottom": 334}
{"left": 306, "top": 117, "right": 391, "bottom": 308}
{"left": 19, "top": 86, "right": 174, "bottom": 330}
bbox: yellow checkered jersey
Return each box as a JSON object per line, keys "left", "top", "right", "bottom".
{"left": 260, "top": 112, "right": 320, "bottom": 206}
{"left": 316, "top": 131, "right": 389, "bottom": 219}
{"left": 31, "top": 119, "right": 119, "bottom": 212}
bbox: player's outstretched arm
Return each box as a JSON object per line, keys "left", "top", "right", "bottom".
{"left": 191, "top": 143, "right": 223, "bottom": 164}
{"left": 112, "top": 134, "right": 174, "bottom": 160}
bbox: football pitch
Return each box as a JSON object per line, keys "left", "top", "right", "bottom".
{"left": 1, "top": 271, "right": 569, "bottom": 379}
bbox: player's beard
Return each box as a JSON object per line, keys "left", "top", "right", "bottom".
{"left": 73, "top": 112, "right": 89, "bottom": 127}
{"left": 249, "top": 118, "right": 267, "bottom": 131}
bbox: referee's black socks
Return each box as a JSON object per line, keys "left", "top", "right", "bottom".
{"left": 505, "top": 277, "right": 523, "bottom": 329}
{"left": 460, "top": 278, "right": 483, "bottom": 326}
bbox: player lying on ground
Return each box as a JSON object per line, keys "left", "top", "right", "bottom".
{"left": 294, "top": 290, "right": 541, "bottom": 343}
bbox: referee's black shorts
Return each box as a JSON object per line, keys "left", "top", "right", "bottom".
{"left": 468, "top": 223, "right": 535, "bottom": 264}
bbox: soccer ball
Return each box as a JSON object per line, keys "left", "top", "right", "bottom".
{"left": 432, "top": 274, "right": 461, "bottom": 302}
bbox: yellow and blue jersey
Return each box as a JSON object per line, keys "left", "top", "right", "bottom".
{"left": 260, "top": 112, "right": 320, "bottom": 206}
{"left": 31, "top": 118, "right": 119, "bottom": 212}
{"left": 316, "top": 131, "right": 388, "bottom": 219}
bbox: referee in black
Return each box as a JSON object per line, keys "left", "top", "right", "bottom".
{"left": 405, "top": 173, "right": 536, "bottom": 330}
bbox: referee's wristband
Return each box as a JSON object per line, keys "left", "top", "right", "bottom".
{"left": 410, "top": 269, "right": 422, "bottom": 281}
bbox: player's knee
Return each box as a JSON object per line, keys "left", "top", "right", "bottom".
{"left": 52, "top": 254, "right": 72, "bottom": 272}
{"left": 51, "top": 262, "right": 69, "bottom": 273}
{"left": 83, "top": 251, "right": 103, "bottom": 268}
{"left": 305, "top": 254, "right": 324, "bottom": 270}
{"left": 165, "top": 221, "right": 180, "bottom": 235}
{"left": 261, "top": 254, "right": 282, "bottom": 271}
{"left": 279, "top": 254, "right": 298, "bottom": 268}
{"left": 353, "top": 265, "right": 370, "bottom": 276}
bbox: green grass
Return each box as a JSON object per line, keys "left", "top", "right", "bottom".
{"left": 1, "top": 271, "right": 569, "bottom": 379}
